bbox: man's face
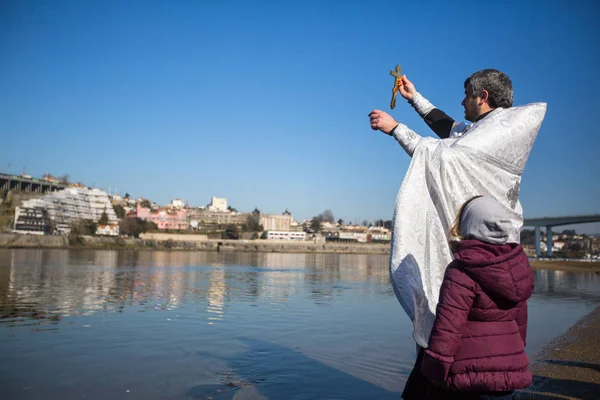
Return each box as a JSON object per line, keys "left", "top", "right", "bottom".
{"left": 461, "top": 84, "right": 481, "bottom": 122}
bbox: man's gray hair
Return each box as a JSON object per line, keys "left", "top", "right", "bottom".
{"left": 464, "top": 69, "right": 513, "bottom": 109}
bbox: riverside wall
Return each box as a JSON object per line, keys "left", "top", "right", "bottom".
{"left": 0, "top": 233, "right": 390, "bottom": 254}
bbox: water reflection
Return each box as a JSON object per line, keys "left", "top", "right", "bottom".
{"left": 207, "top": 266, "right": 225, "bottom": 325}
{"left": 1, "top": 249, "right": 598, "bottom": 331}
{"left": 0, "top": 250, "right": 395, "bottom": 327}
{"left": 533, "top": 269, "right": 600, "bottom": 300}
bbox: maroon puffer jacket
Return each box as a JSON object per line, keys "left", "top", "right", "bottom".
{"left": 420, "top": 240, "right": 534, "bottom": 392}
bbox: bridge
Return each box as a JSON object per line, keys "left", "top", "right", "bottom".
{"left": 0, "top": 173, "right": 66, "bottom": 198}
{"left": 523, "top": 214, "right": 600, "bottom": 257}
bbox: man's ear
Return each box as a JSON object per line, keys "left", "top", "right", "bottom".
{"left": 480, "top": 89, "right": 489, "bottom": 105}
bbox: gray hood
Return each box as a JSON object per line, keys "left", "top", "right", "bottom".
{"left": 460, "top": 196, "right": 512, "bottom": 245}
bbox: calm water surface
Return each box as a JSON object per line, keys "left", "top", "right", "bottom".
{"left": 0, "top": 249, "right": 599, "bottom": 400}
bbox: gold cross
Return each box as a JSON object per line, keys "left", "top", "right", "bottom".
{"left": 389, "top": 65, "right": 403, "bottom": 110}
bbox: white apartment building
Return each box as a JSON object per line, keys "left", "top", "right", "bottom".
{"left": 13, "top": 187, "right": 118, "bottom": 234}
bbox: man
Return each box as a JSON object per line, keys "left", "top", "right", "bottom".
{"left": 373, "top": 69, "right": 515, "bottom": 139}
{"left": 369, "top": 69, "right": 546, "bottom": 349}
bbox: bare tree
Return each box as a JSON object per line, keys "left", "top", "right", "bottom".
{"left": 319, "top": 209, "right": 335, "bottom": 223}
{"left": 58, "top": 174, "right": 70, "bottom": 184}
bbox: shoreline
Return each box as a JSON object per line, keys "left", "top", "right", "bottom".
{"left": 529, "top": 260, "right": 600, "bottom": 273}
{"left": 517, "top": 307, "right": 600, "bottom": 399}
{"left": 1, "top": 234, "right": 600, "bottom": 271}
{"left": 0, "top": 233, "right": 390, "bottom": 255}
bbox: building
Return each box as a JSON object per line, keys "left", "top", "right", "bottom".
{"left": 41, "top": 174, "right": 59, "bottom": 183}
{"left": 539, "top": 240, "right": 566, "bottom": 253}
{"left": 169, "top": 198, "right": 186, "bottom": 209}
{"left": 187, "top": 207, "right": 244, "bottom": 230}
{"left": 265, "top": 231, "right": 306, "bottom": 240}
{"left": 13, "top": 206, "right": 47, "bottom": 235}
{"left": 260, "top": 214, "right": 292, "bottom": 231}
{"left": 253, "top": 209, "right": 293, "bottom": 232}
{"left": 207, "top": 197, "right": 228, "bottom": 212}
{"left": 133, "top": 204, "right": 187, "bottom": 230}
{"left": 368, "top": 226, "right": 391, "bottom": 242}
{"left": 96, "top": 224, "right": 120, "bottom": 236}
{"left": 13, "top": 187, "right": 118, "bottom": 234}
{"left": 330, "top": 231, "right": 369, "bottom": 243}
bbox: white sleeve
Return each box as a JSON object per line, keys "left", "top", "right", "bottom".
{"left": 408, "top": 92, "right": 436, "bottom": 118}
{"left": 391, "top": 123, "right": 423, "bottom": 157}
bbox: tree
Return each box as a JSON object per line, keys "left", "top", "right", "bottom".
{"left": 562, "top": 229, "right": 576, "bottom": 235}
{"left": 302, "top": 221, "right": 309, "bottom": 232}
{"left": 319, "top": 209, "right": 335, "bottom": 223}
{"left": 124, "top": 193, "right": 130, "bottom": 199}
{"left": 119, "top": 218, "right": 156, "bottom": 238}
{"left": 222, "top": 224, "right": 239, "bottom": 239}
{"left": 58, "top": 174, "right": 70, "bottom": 184}
{"left": 310, "top": 216, "right": 322, "bottom": 232}
{"left": 144, "top": 220, "right": 158, "bottom": 231}
{"left": 113, "top": 204, "right": 126, "bottom": 219}
{"left": 70, "top": 219, "right": 97, "bottom": 236}
{"left": 374, "top": 219, "right": 385, "bottom": 227}
{"left": 120, "top": 218, "right": 141, "bottom": 238}
{"left": 227, "top": 205, "right": 238, "bottom": 212}
{"left": 520, "top": 229, "right": 535, "bottom": 245}
{"left": 384, "top": 220, "right": 393, "bottom": 230}
{"left": 42, "top": 209, "right": 55, "bottom": 234}
{"left": 244, "top": 214, "right": 261, "bottom": 232}
{"left": 139, "top": 199, "right": 151, "bottom": 209}
{"left": 362, "top": 220, "right": 369, "bottom": 227}
{"left": 98, "top": 208, "right": 109, "bottom": 225}
{"left": 337, "top": 218, "right": 344, "bottom": 226}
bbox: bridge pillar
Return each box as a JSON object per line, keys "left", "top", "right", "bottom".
{"left": 535, "top": 226, "right": 541, "bottom": 257}
{"left": 546, "top": 226, "right": 553, "bottom": 257}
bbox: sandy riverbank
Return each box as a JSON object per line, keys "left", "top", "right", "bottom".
{"left": 517, "top": 307, "right": 600, "bottom": 399}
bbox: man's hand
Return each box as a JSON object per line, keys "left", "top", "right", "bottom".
{"left": 398, "top": 76, "right": 417, "bottom": 100}
{"left": 369, "top": 110, "right": 398, "bottom": 134}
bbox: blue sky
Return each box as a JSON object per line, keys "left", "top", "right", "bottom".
{"left": 1, "top": 0, "right": 599, "bottom": 232}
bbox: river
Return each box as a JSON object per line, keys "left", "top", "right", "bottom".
{"left": 0, "top": 249, "right": 598, "bottom": 399}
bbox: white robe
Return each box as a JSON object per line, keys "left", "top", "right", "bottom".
{"left": 390, "top": 103, "right": 547, "bottom": 348}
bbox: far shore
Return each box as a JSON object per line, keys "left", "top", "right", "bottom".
{"left": 0, "top": 232, "right": 390, "bottom": 255}
{"left": 529, "top": 259, "right": 600, "bottom": 273}
{"left": 1, "top": 233, "right": 599, "bottom": 272}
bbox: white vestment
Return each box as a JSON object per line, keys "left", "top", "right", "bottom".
{"left": 390, "top": 102, "right": 547, "bottom": 348}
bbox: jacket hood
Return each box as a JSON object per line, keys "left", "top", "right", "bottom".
{"left": 460, "top": 196, "right": 512, "bottom": 245}
{"left": 453, "top": 240, "right": 534, "bottom": 303}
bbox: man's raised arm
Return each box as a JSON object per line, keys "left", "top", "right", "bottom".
{"left": 369, "top": 110, "right": 422, "bottom": 157}
{"left": 399, "top": 76, "right": 464, "bottom": 139}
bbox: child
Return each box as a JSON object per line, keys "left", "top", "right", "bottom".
{"left": 420, "top": 195, "right": 534, "bottom": 399}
